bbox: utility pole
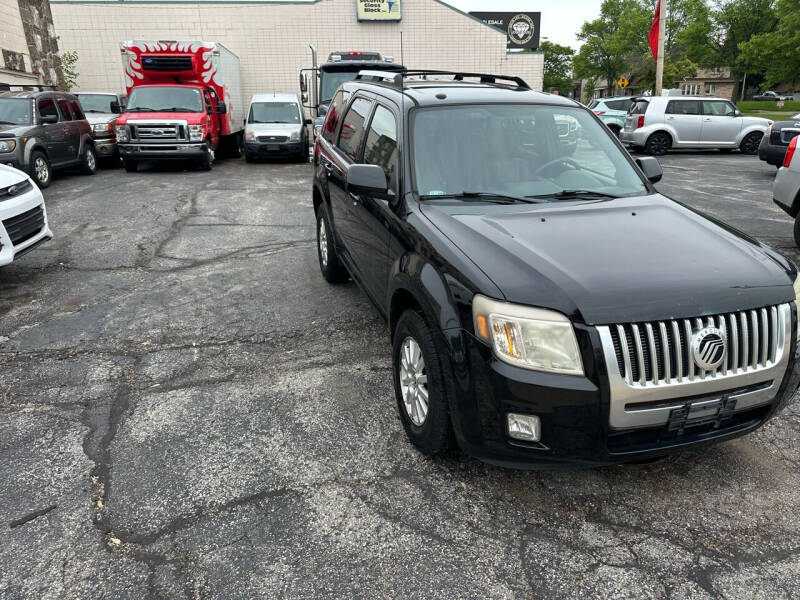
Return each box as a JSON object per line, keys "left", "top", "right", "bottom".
{"left": 655, "top": 0, "right": 667, "bottom": 95}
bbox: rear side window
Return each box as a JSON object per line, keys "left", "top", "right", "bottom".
{"left": 69, "top": 99, "right": 85, "bottom": 120}
{"left": 587, "top": 100, "right": 599, "bottom": 109}
{"left": 56, "top": 99, "right": 74, "bottom": 120}
{"left": 38, "top": 98, "right": 59, "bottom": 120}
{"left": 322, "top": 91, "right": 344, "bottom": 144}
{"left": 702, "top": 100, "right": 735, "bottom": 116}
{"left": 606, "top": 99, "right": 632, "bottom": 111}
{"left": 666, "top": 100, "right": 701, "bottom": 115}
{"left": 363, "top": 105, "right": 398, "bottom": 192}
{"left": 337, "top": 97, "right": 373, "bottom": 161}
{"left": 629, "top": 100, "right": 649, "bottom": 115}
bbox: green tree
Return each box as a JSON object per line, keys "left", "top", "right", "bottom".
{"left": 60, "top": 50, "right": 79, "bottom": 91}
{"left": 739, "top": 0, "right": 800, "bottom": 88}
{"left": 540, "top": 41, "right": 575, "bottom": 95}
{"left": 712, "top": 0, "right": 777, "bottom": 73}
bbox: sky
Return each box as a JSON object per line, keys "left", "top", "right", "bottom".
{"left": 446, "top": 0, "right": 601, "bottom": 48}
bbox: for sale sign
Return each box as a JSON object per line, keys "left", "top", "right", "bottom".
{"left": 357, "top": 0, "right": 402, "bottom": 21}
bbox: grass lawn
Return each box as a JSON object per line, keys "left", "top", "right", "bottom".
{"left": 741, "top": 110, "right": 800, "bottom": 121}
{"left": 738, "top": 100, "right": 800, "bottom": 112}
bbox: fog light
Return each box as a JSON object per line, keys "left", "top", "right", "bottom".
{"left": 507, "top": 413, "right": 541, "bottom": 442}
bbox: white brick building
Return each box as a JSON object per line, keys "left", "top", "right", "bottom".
{"left": 49, "top": 0, "right": 543, "bottom": 100}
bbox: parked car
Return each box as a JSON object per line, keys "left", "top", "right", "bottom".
{"left": 0, "top": 90, "right": 98, "bottom": 187}
{"left": 753, "top": 91, "right": 792, "bottom": 102}
{"left": 0, "top": 163, "right": 53, "bottom": 266}
{"left": 243, "top": 93, "right": 310, "bottom": 162}
{"left": 312, "top": 70, "right": 800, "bottom": 467}
{"left": 773, "top": 137, "right": 800, "bottom": 246}
{"left": 75, "top": 92, "right": 124, "bottom": 162}
{"left": 621, "top": 96, "right": 770, "bottom": 155}
{"left": 587, "top": 96, "right": 635, "bottom": 136}
{"left": 758, "top": 112, "right": 800, "bottom": 168}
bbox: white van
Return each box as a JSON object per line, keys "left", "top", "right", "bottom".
{"left": 243, "top": 93, "right": 310, "bottom": 162}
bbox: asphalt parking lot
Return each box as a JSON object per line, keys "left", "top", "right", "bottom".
{"left": 2, "top": 150, "right": 799, "bottom": 599}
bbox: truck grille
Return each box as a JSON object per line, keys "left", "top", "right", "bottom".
{"left": 131, "top": 124, "right": 185, "bottom": 141}
{"left": 258, "top": 135, "right": 288, "bottom": 143}
{"left": 140, "top": 56, "right": 193, "bottom": 71}
{"left": 605, "top": 305, "right": 788, "bottom": 387}
{"left": 3, "top": 205, "right": 44, "bottom": 246}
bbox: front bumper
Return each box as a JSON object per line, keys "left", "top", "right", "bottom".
{"left": 759, "top": 140, "right": 788, "bottom": 166}
{"left": 0, "top": 182, "right": 53, "bottom": 266}
{"left": 93, "top": 137, "right": 118, "bottom": 156}
{"left": 443, "top": 325, "right": 800, "bottom": 468}
{"left": 118, "top": 141, "right": 207, "bottom": 160}
{"left": 245, "top": 140, "right": 306, "bottom": 155}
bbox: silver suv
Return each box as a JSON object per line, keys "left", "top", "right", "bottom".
{"left": 620, "top": 96, "right": 770, "bottom": 156}
{"left": 0, "top": 89, "right": 97, "bottom": 187}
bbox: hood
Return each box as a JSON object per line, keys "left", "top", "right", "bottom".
{"left": 116, "top": 112, "right": 206, "bottom": 125}
{"left": 0, "top": 123, "right": 30, "bottom": 136}
{"left": 84, "top": 112, "right": 117, "bottom": 126}
{"left": 420, "top": 194, "right": 796, "bottom": 325}
{"left": 246, "top": 123, "right": 301, "bottom": 136}
{"left": 0, "top": 162, "right": 29, "bottom": 185}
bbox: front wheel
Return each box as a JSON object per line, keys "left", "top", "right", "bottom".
{"left": 199, "top": 146, "right": 214, "bottom": 171}
{"left": 80, "top": 145, "right": 97, "bottom": 175}
{"left": 740, "top": 131, "right": 763, "bottom": 155}
{"left": 392, "top": 310, "right": 454, "bottom": 456}
{"left": 29, "top": 151, "right": 51, "bottom": 188}
{"left": 122, "top": 159, "right": 138, "bottom": 173}
{"left": 316, "top": 205, "right": 348, "bottom": 283}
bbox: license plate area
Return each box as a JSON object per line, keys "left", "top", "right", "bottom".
{"left": 266, "top": 144, "right": 280, "bottom": 151}
{"left": 667, "top": 396, "right": 737, "bottom": 433}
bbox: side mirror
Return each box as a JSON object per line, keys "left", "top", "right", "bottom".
{"left": 346, "top": 164, "right": 387, "bottom": 195}
{"left": 734, "top": 110, "right": 742, "bottom": 117}
{"left": 40, "top": 114, "right": 58, "bottom": 124}
{"left": 304, "top": 118, "right": 312, "bottom": 126}
{"left": 110, "top": 100, "right": 121, "bottom": 114}
{"left": 636, "top": 156, "right": 663, "bottom": 183}
{"left": 299, "top": 73, "right": 307, "bottom": 93}
{"left": 301, "top": 92, "right": 308, "bottom": 103}
{"left": 216, "top": 102, "right": 227, "bottom": 115}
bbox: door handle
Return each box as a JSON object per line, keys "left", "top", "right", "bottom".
{"left": 666, "top": 116, "right": 674, "bottom": 120}
{"left": 322, "top": 162, "right": 332, "bottom": 175}
{"left": 349, "top": 192, "right": 360, "bottom": 205}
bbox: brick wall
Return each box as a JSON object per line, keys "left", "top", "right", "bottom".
{"left": 50, "top": 0, "right": 543, "bottom": 99}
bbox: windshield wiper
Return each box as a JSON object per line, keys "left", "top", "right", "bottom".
{"left": 0, "top": 120, "right": 18, "bottom": 125}
{"left": 83, "top": 109, "right": 105, "bottom": 113}
{"left": 528, "top": 189, "right": 621, "bottom": 200}
{"left": 159, "top": 107, "right": 199, "bottom": 112}
{"left": 125, "top": 107, "right": 155, "bottom": 112}
{"left": 420, "top": 191, "right": 547, "bottom": 204}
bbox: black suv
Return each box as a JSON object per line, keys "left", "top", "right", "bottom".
{"left": 0, "top": 88, "right": 97, "bottom": 187}
{"left": 312, "top": 70, "right": 800, "bottom": 468}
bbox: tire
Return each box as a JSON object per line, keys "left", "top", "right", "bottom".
{"left": 199, "top": 146, "right": 214, "bottom": 171}
{"left": 245, "top": 152, "right": 255, "bottom": 163}
{"left": 794, "top": 214, "right": 800, "bottom": 249}
{"left": 645, "top": 132, "right": 671, "bottom": 156}
{"left": 29, "top": 150, "right": 51, "bottom": 188}
{"left": 80, "top": 145, "right": 97, "bottom": 175}
{"left": 122, "top": 159, "right": 138, "bottom": 173}
{"left": 740, "top": 131, "right": 763, "bottom": 155}
{"left": 392, "top": 309, "right": 454, "bottom": 456}
{"left": 228, "top": 133, "right": 242, "bottom": 159}
{"left": 316, "top": 204, "right": 349, "bottom": 283}
{"left": 609, "top": 125, "right": 621, "bottom": 138}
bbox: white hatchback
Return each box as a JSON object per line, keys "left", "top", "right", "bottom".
{"left": 0, "top": 163, "right": 52, "bottom": 266}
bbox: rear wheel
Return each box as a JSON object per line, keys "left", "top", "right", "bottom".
{"left": 228, "top": 133, "right": 242, "bottom": 158}
{"left": 740, "top": 131, "right": 763, "bottom": 155}
{"left": 316, "top": 205, "right": 348, "bottom": 283}
{"left": 392, "top": 310, "right": 454, "bottom": 456}
{"left": 80, "top": 145, "right": 97, "bottom": 175}
{"left": 29, "top": 151, "right": 51, "bottom": 188}
{"left": 122, "top": 159, "right": 138, "bottom": 173}
{"left": 645, "top": 132, "right": 671, "bottom": 156}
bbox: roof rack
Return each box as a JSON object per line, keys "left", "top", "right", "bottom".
{"left": 354, "top": 69, "right": 530, "bottom": 90}
{"left": 0, "top": 83, "right": 58, "bottom": 92}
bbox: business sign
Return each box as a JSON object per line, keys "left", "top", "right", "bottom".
{"left": 357, "top": 0, "right": 402, "bottom": 21}
{"left": 470, "top": 12, "right": 541, "bottom": 50}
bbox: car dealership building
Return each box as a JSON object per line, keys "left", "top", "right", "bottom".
{"left": 48, "top": 0, "right": 544, "bottom": 101}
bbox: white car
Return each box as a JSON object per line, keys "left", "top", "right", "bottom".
{"left": 774, "top": 136, "right": 800, "bottom": 247}
{"left": 243, "top": 93, "right": 309, "bottom": 162}
{"left": 0, "top": 164, "right": 52, "bottom": 266}
{"left": 620, "top": 96, "right": 770, "bottom": 155}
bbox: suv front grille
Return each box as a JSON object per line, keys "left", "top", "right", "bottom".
{"left": 606, "top": 306, "right": 787, "bottom": 387}
{"left": 3, "top": 205, "right": 44, "bottom": 246}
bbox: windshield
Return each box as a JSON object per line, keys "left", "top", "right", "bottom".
{"left": 248, "top": 102, "right": 300, "bottom": 124}
{"left": 126, "top": 86, "right": 203, "bottom": 112}
{"left": 76, "top": 94, "right": 117, "bottom": 113}
{"left": 320, "top": 71, "right": 361, "bottom": 105}
{"left": 0, "top": 98, "right": 32, "bottom": 125}
{"left": 411, "top": 104, "right": 649, "bottom": 200}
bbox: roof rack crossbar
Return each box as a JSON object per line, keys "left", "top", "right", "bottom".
{"left": 354, "top": 69, "right": 530, "bottom": 91}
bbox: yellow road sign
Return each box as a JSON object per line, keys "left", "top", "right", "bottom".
{"left": 618, "top": 76, "right": 629, "bottom": 88}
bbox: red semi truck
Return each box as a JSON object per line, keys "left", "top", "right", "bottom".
{"left": 116, "top": 40, "right": 243, "bottom": 172}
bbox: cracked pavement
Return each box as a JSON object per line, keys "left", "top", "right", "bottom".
{"left": 1, "top": 152, "right": 799, "bottom": 599}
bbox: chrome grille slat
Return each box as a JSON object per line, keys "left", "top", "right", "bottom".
{"left": 602, "top": 304, "right": 788, "bottom": 389}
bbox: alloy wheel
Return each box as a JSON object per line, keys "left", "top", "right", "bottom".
{"left": 399, "top": 337, "right": 429, "bottom": 426}
{"left": 87, "top": 149, "right": 96, "bottom": 170}
{"left": 318, "top": 218, "right": 328, "bottom": 267}
{"left": 35, "top": 157, "right": 48, "bottom": 183}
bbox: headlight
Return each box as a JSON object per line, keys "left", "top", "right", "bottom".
{"left": 765, "top": 124, "right": 773, "bottom": 137}
{"left": 472, "top": 294, "right": 583, "bottom": 375}
{"left": 114, "top": 125, "right": 129, "bottom": 142}
{"left": 244, "top": 129, "right": 256, "bottom": 142}
{"left": 93, "top": 123, "right": 113, "bottom": 134}
{"left": 289, "top": 130, "right": 301, "bottom": 141}
{"left": 0, "top": 139, "right": 17, "bottom": 153}
{"left": 188, "top": 125, "right": 204, "bottom": 141}
{"left": 793, "top": 274, "right": 800, "bottom": 341}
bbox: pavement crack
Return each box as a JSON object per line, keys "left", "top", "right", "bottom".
{"left": 9, "top": 504, "right": 58, "bottom": 529}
